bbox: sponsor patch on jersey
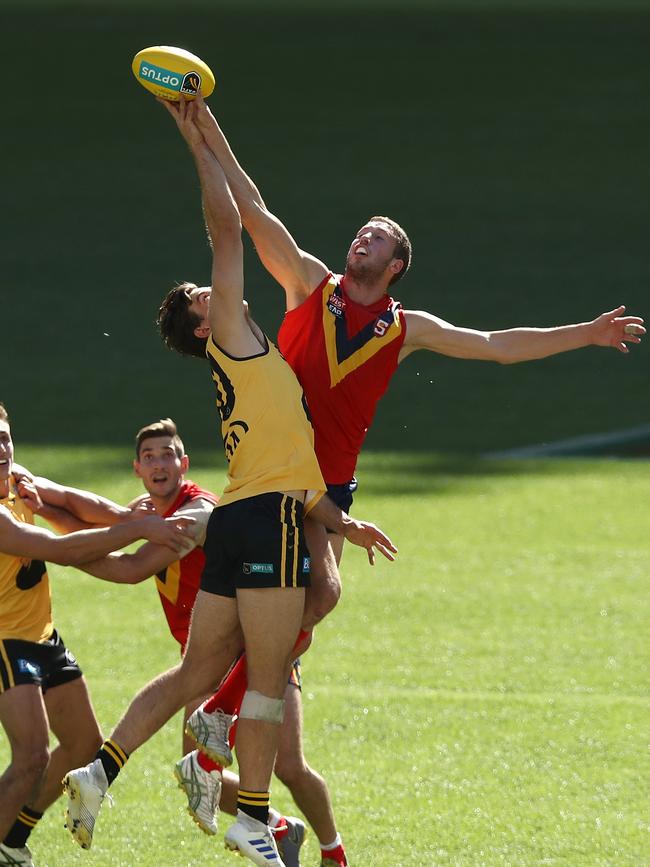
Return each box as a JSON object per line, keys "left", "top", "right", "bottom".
{"left": 17, "top": 659, "right": 41, "bottom": 677}
{"left": 243, "top": 562, "right": 274, "bottom": 574}
{"left": 302, "top": 556, "right": 311, "bottom": 573}
{"left": 327, "top": 293, "right": 346, "bottom": 317}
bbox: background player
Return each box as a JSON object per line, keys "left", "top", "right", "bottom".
{"left": 0, "top": 403, "right": 193, "bottom": 867}
{"left": 28, "top": 417, "right": 313, "bottom": 860}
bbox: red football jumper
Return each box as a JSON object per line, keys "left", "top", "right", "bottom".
{"left": 278, "top": 273, "right": 406, "bottom": 484}
{"left": 157, "top": 480, "right": 218, "bottom": 649}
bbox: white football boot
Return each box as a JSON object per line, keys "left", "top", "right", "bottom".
{"left": 174, "top": 749, "right": 221, "bottom": 835}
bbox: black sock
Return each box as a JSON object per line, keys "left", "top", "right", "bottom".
{"left": 237, "top": 790, "right": 270, "bottom": 825}
{"left": 96, "top": 738, "right": 129, "bottom": 785}
{"left": 3, "top": 806, "right": 43, "bottom": 848}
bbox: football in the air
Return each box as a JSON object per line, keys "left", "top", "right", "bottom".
{"left": 131, "top": 46, "right": 215, "bottom": 101}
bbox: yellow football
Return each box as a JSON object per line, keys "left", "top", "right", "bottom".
{"left": 131, "top": 46, "right": 215, "bottom": 101}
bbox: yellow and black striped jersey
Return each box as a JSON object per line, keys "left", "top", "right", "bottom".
{"left": 0, "top": 479, "right": 53, "bottom": 642}
{"left": 206, "top": 334, "right": 325, "bottom": 508}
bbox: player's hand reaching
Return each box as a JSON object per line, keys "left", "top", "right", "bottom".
{"left": 15, "top": 477, "right": 43, "bottom": 515}
{"left": 589, "top": 306, "right": 645, "bottom": 353}
{"left": 158, "top": 94, "right": 205, "bottom": 149}
{"left": 137, "top": 514, "right": 197, "bottom": 553}
{"left": 342, "top": 518, "right": 398, "bottom": 565}
{"left": 10, "top": 463, "right": 33, "bottom": 484}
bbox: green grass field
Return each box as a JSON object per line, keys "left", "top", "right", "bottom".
{"left": 2, "top": 0, "right": 650, "bottom": 864}
{"left": 2, "top": 448, "right": 649, "bottom": 865}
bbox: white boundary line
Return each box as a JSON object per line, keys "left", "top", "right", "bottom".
{"left": 485, "top": 424, "right": 650, "bottom": 459}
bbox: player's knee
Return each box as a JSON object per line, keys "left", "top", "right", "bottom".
{"left": 10, "top": 743, "right": 50, "bottom": 785}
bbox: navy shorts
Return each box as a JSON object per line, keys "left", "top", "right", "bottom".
{"left": 0, "top": 629, "right": 83, "bottom": 694}
{"left": 325, "top": 478, "right": 358, "bottom": 532}
{"left": 201, "top": 493, "right": 311, "bottom": 598}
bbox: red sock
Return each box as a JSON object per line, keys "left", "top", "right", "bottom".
{"left": 271, "top": 817, "right": 289, "bottom": 840}
{"left": 320, "top": 844, "right": 347, "bottom": 866}
{"left": 202, "top": 630, "right": 311, "bottom": 721}
{"left": 203, "top": 653, "right": 248, "bottom": 715}
{"left": 196, "top": 750, "right": 222, "bottom": 774}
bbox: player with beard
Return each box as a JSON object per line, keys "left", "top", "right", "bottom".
{"left": 157, "top": 92, "right": 644, "bottom": 867}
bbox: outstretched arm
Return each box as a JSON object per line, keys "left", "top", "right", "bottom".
{"left": 78, "top": 499, "right": 212, "bottom": 584}
{"left": 160, "top": 94, "right": 328, "bottom": 309}
{"left": 164, "top": 96, "right": 257, "bottom": 354}
{"left": 400, "top": 306, "right": 645, "bottom": 364}
{"left": 17, "top": 475, "right": 132, "bottom": 533}
{"left": 0, "top": 506, "right": 195, "bottom": 567}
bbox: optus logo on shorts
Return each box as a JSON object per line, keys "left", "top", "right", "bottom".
{"left": 243, "top": 562, "right": 274, "bottom": 574}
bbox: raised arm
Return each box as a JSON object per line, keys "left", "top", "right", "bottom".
{"left": 160, "top": 94, "right": 328, "bottom": 309}
{"left": 0, "top": 506, "right": 195, "bottom": 567}
{"left": 165, "top": 96, "right": 259, "bottom": 354}
{"left": 400, "top": 306, "right": 645, "bottom": 364}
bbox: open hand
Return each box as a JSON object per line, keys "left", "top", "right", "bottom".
{"left": 344, "top": 519, "right": 398, "bottom": 565}
{"left": 590, "top": 306, "right": 645, "bottom": 353}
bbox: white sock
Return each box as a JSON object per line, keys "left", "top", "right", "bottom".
{"left": 321, "top": 833, "right": 342, "bottom": 851}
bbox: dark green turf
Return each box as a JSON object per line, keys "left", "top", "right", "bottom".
{"left": 3, "top": 4, "right": 649, "bottom": 455}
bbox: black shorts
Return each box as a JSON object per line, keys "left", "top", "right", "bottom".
{"left": 325, "top": 478, "right": 358, "bottom": 532}
{"left": 201, "top": 493, "right": 311, "bottom": 598}
{"left": 0, "top": 629, "right": 83, "bottom": 694}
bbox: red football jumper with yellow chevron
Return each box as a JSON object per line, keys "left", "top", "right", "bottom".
{"left": 278, "top": 273, "right": 406, "bottom": 484}
{"left": 156, "top": 480, "right": 218, "bottom": 649}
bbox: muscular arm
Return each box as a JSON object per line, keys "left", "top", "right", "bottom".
{"left": 77, "top": 542, "right": 179, "bottom": 585}
{"left": 0, "top": 506, "right": 194, "bottom": 567}
{"left": 26, "top": 476, "right": 131, "bottom": 532}
{"left": 400, "top": 306, "right": 645, "bottom": 364}
{"left": 164, "top": 94, "right": 329, "bottom": 309}
{"left": 77, "top": 499, "right": 212, "bottom": 584}
{"left": 307, "top": 493, "right": 397, "bottom": 565}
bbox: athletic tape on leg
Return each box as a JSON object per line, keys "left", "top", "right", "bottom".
{"left": 239, "top": 690, "right": 285, "bottom": 724}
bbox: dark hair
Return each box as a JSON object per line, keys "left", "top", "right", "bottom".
{"left": 135, "top": 417, "right": 185, "bottom": 459}
{"left": 0, "top": 403, "right": 8, "bottom": 424}
{"left": 157, "top": 282, "right": 208, "bottom": 358}
{"left": 369, "top": 215, "right": 412, "bottom": 285}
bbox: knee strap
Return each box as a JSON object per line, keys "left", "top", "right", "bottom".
{"left": 239, "top": 690, "right": 285, "bottom": 725}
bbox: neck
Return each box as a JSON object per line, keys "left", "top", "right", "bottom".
{"left": 149, "top": 483, "right": 184, "bottom": 516}
{"left": 0, "top": 476, "right": 10, "bottom": 500}
{"left": 341, "top": 272, "right": 390, "bottom": 305}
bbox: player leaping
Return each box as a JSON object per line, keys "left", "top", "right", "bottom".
{"left": 157, "top": 90, "right": 644, "bottom": 867}
{"left": 63, "top": 97, "right": 395, "bottom": 867}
